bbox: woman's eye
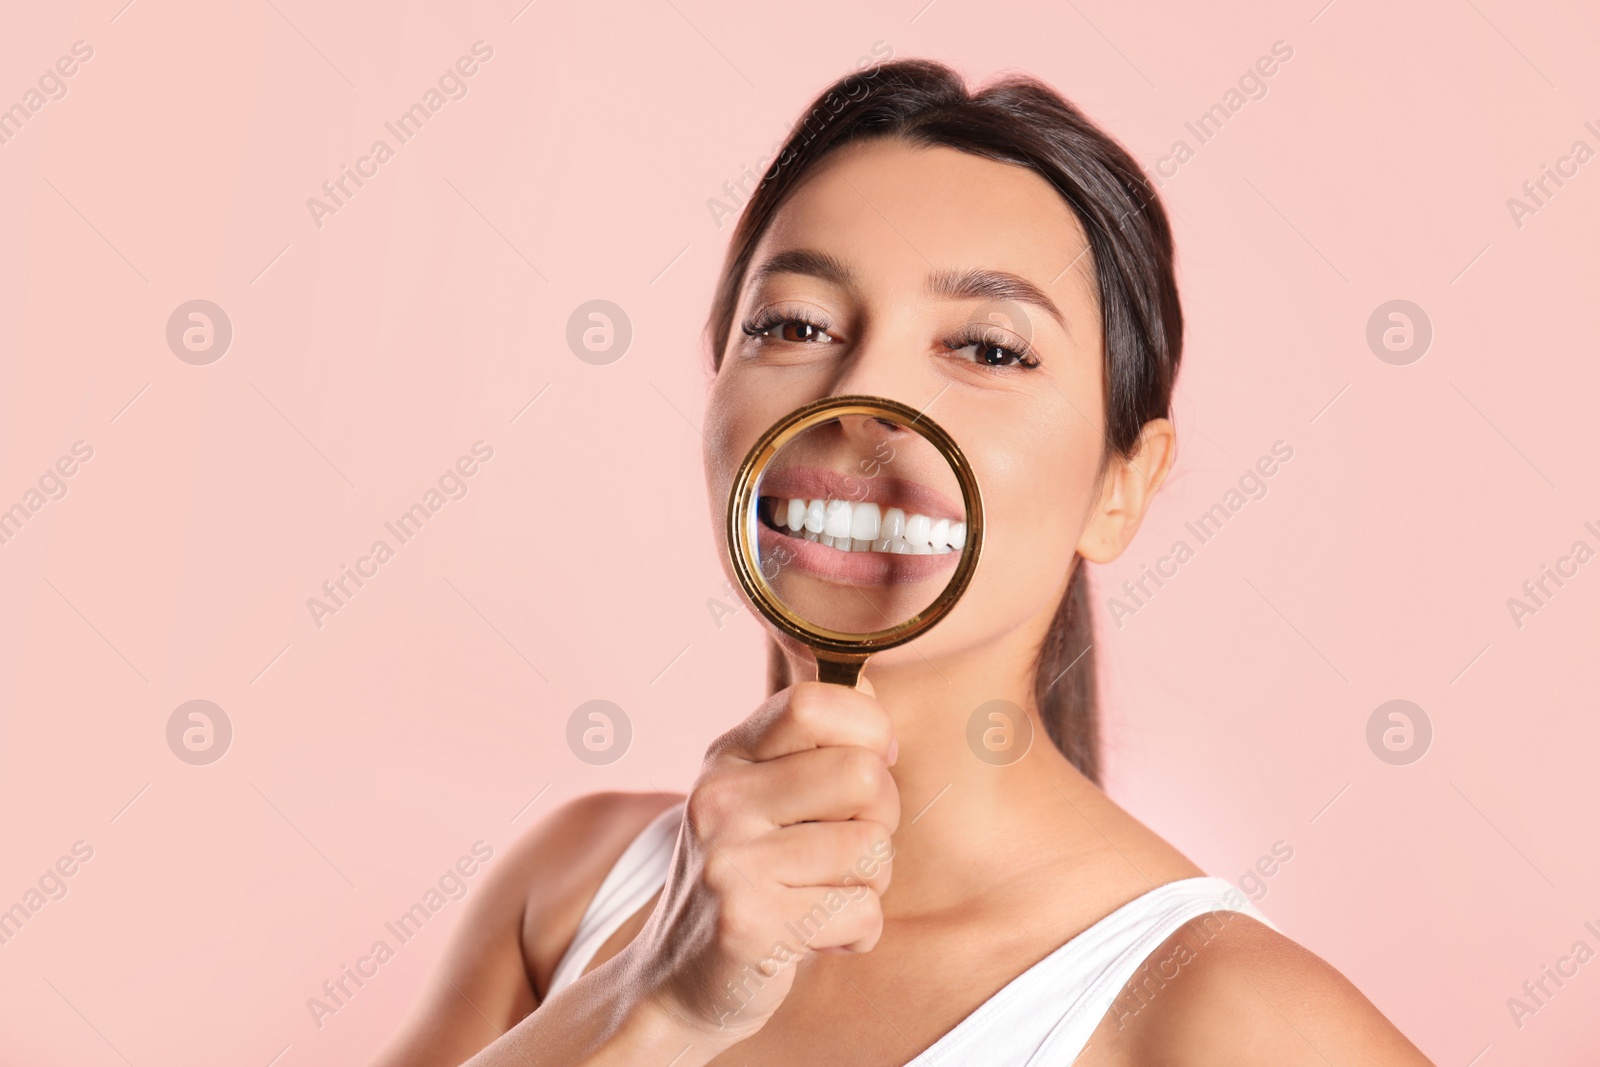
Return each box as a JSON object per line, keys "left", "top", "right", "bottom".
{"left": 972, "top": 342, "right": 1019, "bottom": 366}
{"left": 776, "top": 321, "right": 832, "bottom": 343}
{"left": 745, "top": 317, "right": 834, "bottom": 344}
{"left": 949, "top": 337, "right": 1039, "bottom": 369}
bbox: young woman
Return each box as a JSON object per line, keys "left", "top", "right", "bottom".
{"left": 370, "top": 59, "right": 1434, "bottom": 1066}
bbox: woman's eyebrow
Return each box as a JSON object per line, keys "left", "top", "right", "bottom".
{"left": 926, "top": 268, "right": 1066, "bottom": 331}
{"left": 748, "top": 249, "right": 1067, "bottom": 333}
{"left": 750, "top": 248, "right": 857, "bottom": 289}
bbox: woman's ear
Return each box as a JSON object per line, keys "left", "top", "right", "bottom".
{"left": 1076, "top": 418, "right": 1176, "bottom": 564}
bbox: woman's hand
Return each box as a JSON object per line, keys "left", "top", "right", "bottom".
{"left": 621, "top": 677, "right": 900, "bottom": 1050}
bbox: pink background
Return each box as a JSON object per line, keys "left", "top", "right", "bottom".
{"left": 2, "top": 0, "right": 1597, "bottom": 1063}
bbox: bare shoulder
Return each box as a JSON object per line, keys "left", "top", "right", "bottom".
{"left": 1098, "top": 910, "right": 1434, "bottom": 1066}
{"left": 365, "top": 790, "right": 682, "bottom": 1067}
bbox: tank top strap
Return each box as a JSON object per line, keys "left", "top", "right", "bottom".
{"left": 1027, "top": 875, "right": 1276, "bottom": 1062}
{"left": 546, "top": 801, "right": 684, "bottom": 996}
{"left": 909, "top": 876, "right": 1276, "bottom": 1065}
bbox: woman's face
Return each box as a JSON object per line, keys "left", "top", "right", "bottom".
{"left": 703, "top": 138, "right": 1166, "bottom": 670}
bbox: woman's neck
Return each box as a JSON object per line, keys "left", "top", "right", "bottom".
{"left": 780, "top": 625, "right": 1113, "bottom": 919}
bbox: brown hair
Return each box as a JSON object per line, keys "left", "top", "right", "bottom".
{"left": 704, "top": 59, "right": 1184, "bottom": 786}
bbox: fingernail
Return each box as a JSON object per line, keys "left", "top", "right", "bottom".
{"left": 888, "top": 736, "right": 899, "bottom": 766}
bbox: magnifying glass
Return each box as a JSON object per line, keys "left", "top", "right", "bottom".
{"left": 725, "top": 394, "right": 985, "bottom": 688}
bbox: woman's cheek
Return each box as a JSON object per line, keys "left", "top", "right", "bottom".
{"left": 985, "top": 462, "right": 1088, "bottom": 595}
{"left": 701, "top": 395, "right": 743, "bottom": 532}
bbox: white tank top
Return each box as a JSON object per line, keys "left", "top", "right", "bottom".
{"left": 547, "top": 803, "right": 1278, "bottom": 1064}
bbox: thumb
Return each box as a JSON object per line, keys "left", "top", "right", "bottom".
{"left": 853, "top": 670, "right": 895, "bottom": 766}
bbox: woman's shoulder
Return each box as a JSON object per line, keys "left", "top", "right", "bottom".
{"left": 1092, "top": 910, "right": 1435, "bottom": 1066}
{"left": 1038, "top": 778, "right": 1431, "bottom": 1063}
{"left": 512, "top": 790, "right": 685, "bottom": 993}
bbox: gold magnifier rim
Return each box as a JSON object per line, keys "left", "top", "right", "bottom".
{"left": 726, "top": 394, "right": 985, "bottom": 656}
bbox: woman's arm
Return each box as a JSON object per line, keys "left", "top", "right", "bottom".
{"left": 454, "top": 946, "right": 725, "bottom": 1067}
{"left": 364, "top": 791, "right": 682, "bottom": 1067}
{"left": 372, "top": 678, "right": 901, "bottom": 1066}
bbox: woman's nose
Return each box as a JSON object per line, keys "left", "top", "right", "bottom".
{"left": 820, "top": 318, "right": 934, "bottom": 409}
{"left": 837, "top": 413, "right": 904, "bottom": 448}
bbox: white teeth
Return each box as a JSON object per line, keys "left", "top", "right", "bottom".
{"left": 769, "top": 497, "right": 963, "bottom": 556}
{"left": 823, "top": 499, "right": 853, "bottom": 539}
{"left": 851, "top": 502, "right": 880, "bottom": 541}
{"left": 881, "top": 507, "right": 906, "bottom": 539}
{"left": 904, "top": 512, "right": 931, "bottom": 548}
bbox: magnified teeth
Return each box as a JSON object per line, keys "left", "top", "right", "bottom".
{"left": 765, "top": 497, "right": 963, "bottom": 555}
{"left": 905, "top": 512, "right": 931, "bottom": 548}
{"left": 882, "top": 507, "right": 906, "bottom": 539}
{"left": 851, "top": 502, "right": 881, "bottom": 541}
{"left": 823, "top": 499, "right": 853, "bottom": 539}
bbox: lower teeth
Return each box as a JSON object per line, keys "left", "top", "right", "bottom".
{"left": 799, "top": 528, "right": 949, "bottom": 554}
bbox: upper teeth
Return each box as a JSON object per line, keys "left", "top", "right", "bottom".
{"left": 767, "top": 498, "right": 965, "bottom": 555}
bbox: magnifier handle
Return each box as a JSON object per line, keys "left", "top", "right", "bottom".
{"left": 813, "top": 652, "right": 868, "bottom": 689}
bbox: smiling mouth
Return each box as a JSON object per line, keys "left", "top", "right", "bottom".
{"left": 759, "top": 496, "right": 966, "bottom": 555}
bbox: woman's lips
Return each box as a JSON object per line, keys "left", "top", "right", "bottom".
{"left": 755, "top": 520, "right": 959, "bottom": 588}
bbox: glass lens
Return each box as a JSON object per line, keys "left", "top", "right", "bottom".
{"left": 747, "top": 411, "right": 969, "bottom": 637}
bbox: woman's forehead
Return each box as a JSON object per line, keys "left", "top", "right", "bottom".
{"left": 750, "top": 139, "right": 1097, "bottom": 311}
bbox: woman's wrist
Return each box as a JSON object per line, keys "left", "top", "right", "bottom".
{"left": 459, "top": 950, "right": 732, "bottom": 1067}
{"left": 565, "top": 947, "right": 745, "bottom": 1067}
{"left": 462, "top": 980, "right": 714, "bottom": 1067}
{"left": 606, "top": 987, "right": 726, "bottom": 1067}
